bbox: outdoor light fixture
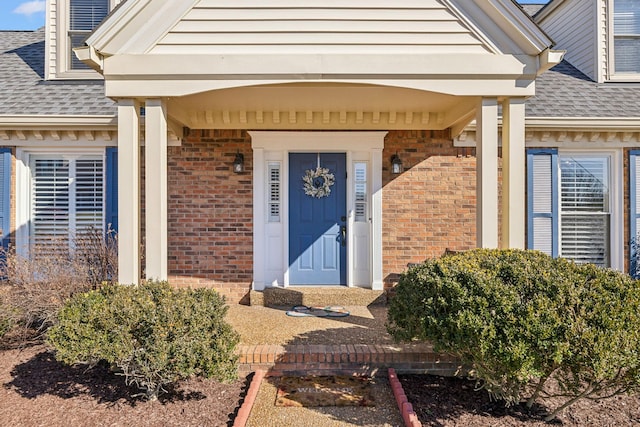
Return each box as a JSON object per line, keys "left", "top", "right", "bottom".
{"left": 233, "top": 151, "right": 245, "bottom": 173}
{"left": 391, "top": 153, "right": 403, "bottom": 174}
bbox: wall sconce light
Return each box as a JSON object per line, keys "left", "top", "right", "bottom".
{"left": 233, "top": 151, "right": 245, "bottom": 173}
{"left": 391, "top": 153, "right": 403, "bottom": 174}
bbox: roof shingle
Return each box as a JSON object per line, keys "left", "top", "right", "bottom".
{"left": 0, "top": 29, "right": 116, "bottom": 116}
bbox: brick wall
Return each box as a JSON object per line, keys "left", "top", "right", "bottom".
{"left": 382, "top": 130, "right": 478, "bottom": 286}
{"left": 167, "top": 129, "right": 253, "bottom": 304}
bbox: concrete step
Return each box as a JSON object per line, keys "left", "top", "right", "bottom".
{"left": 250, "top": 286, "right": 387, "bottom": 308}
{"left": 237, "top": 343, "right": 462, "bottom": 377}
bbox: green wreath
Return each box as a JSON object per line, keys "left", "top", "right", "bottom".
{"left": 302, "top": 167, "right": 335, "bottom": 198}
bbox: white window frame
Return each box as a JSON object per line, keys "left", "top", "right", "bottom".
{"left": 54, "top": 0, "right": 116, "bottom": 79}
{"left": 558, "top": 149, "right": 623, "bottom": 270}
{"left": 607, "top": 0, "right": 640, "bottom": 81}
{"left": 15, "top": 148, "right": 106, "bottom": 258}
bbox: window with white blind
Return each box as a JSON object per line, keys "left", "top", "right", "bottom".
{"left": 68, "top": 0, "right": 109, "bottom": 70}
{"left": 559, "top": 157, "right": 610, "bottom": 267}
{"left": 613, "top": 0, "right": 640, "bottom": 74}
{"left": 528, "top": 150, "right": 620, "bottom": 270}
{"left": 54, "top": 0, "right": 112, "bottom": 77}
{"left": 30, "top": 155, "right": 104, "bottom": 251}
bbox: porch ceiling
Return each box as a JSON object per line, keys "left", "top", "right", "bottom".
{"left": 166, "top": 83, "right": 477, "bottom": 130}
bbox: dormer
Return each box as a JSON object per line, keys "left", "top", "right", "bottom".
{"left": 44, "top": 0, "right": 119, "bottom": 80}
{"left": 535, "top": 0, "right": 639, "bottom": 83}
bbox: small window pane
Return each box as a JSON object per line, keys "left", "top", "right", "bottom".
{"left": 268, "top": 162, "right": 280, "bottom": 222}
{"left": 354, "top": 162, "right": 367, "bottom": 222}
{"left": 68, "top": 0, "right": 109, "bottom": 70}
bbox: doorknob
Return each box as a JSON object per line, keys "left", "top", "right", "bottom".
{"left": 341, "top": 226, "right": 347, "bottom": 246}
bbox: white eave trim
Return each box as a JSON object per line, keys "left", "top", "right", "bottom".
{"left": 538, "top": 49, "right": 566, "bottom": 75}
{"left": 74, "top": 46, "right": 104, "bottom": 72}
{"left": 525, "top": 117, "right": 640, "bottom": 130}
{"left": 461, "top": 117, "right": 640, "bottom": 132}
{"left": 486, "top": 0, "right": 554, "bottom": 52}
{"left": 0, "top": 115, "right": 117, "bottom": 129}
{"left": 534, "top": 0, "right": 567, "bottom": 24}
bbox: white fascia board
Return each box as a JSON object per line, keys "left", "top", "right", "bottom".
{"left": 87, "top": 0, "right": 199, "bottom": 56}
{"left": 0, "top": 115, "right": 117, "bottom": 129}
{"left": 450, "top": 0, "right": 553, "bottom": 55}
{"left": 534, "top": 0, "right": 567, "bottom": 24}
{"left": 74, "top": 46, "right": 103, "bottom": 72}
{"left": 105, "top": 78, "right": 537, "bottom": 98}
{"left": 537, "top": 49, "right": 566, "bottom": 75}
{"left": 525, "top": 117, "right": 640, "bottom": 130}
{"left": 103, "top": 53, "right": 538, "bottom": 80}
{"left": 86, "top": 0, "right": 150, "bottom": 52}
{"left": 464, "top": 117, "right": 640, "bottom": 131}
{"left": 482, "top": 0, "right": 554, "bottom": 52}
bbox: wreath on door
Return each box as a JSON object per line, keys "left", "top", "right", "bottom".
{"left": 302, "top": 166, "right": 335, "bottom": 198}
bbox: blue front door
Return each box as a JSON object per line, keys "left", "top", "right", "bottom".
{"left": 289, "top": 153, "right": 347, "bottom": 285}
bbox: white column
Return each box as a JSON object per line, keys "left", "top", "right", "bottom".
{"left": 117, "top": 99, "right": 141, "bottom": 284}
{"left": 371, "top": 148, "right": 383, "bottom": 290}
{"left": 145, "top": 99, "right": 168, "bottom": 281}
{"left": 252, "top": 147, "right": 265, "bottom": 290}
{"left": 476, "top": 98, "right": 499, "bottom": 248}
{"left": 501, "top": 98, "right": 526, "bottom": 249}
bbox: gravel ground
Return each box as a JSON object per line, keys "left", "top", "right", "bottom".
{"left": 225, "top": 305, "right": 393, "bottom": 346}
{"left": 246, "top": 375, "right": 403, "bottom": 427}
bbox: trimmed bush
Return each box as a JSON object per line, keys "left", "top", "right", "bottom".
{"left": 387, "top": 249, "right": 640, "bottom": 420}
{"left": 47, "top": 281, "right": 240, "bottom": 400}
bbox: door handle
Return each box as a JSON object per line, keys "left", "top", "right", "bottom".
{"left": 341, "top": 225, "right": 347, "bottom": 246}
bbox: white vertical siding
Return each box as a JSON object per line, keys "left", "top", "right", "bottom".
{"left": 538, "top": 0, "right": 598, "bottom": 81}
{"left": 151, "top": 0, "right": 488, "bottom": 55}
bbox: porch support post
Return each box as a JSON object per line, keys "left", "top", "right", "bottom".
{"left": 501, "top": 98, "right": 526, "bottom": 249}
{"left": 145, "top": 99, "right": 168, "bottom": 281}
{"left": 117, "top": 99, "right": 141, "bottom": 284}
{"left": 476, "top": 98, "right": 499, "bottom": 248}
{"left": 371, "top": 147, "right": 383, "bottom": 290}
{"left": 252, "top": 146, "right": 266, "bottom": 290}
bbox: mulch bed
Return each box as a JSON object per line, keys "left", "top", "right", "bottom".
{"left": 400, "top": 374, "right": 640, "bottom": 426}
{"left": 0, "top": 344, "right": 248, "bottom": 427}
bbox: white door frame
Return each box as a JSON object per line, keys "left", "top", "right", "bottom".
{"left": 250, "top": 131, "right": 386, "bottom": 290}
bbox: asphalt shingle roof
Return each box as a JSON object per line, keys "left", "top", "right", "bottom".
{"left": 1, "top": 29, "right": 639, "bottom": 121}
{"left": 0, "top": 29, "right": 116, "bottom": 116}
{"left": 527, "top": 60, "right": 640, "bottom": 118}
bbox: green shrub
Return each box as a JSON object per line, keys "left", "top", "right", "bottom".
{"left": 47, "top": 281, "right": 240, "bottom": 400}
{"left": 387, "top": 249, "right": 640, "bottom": 420}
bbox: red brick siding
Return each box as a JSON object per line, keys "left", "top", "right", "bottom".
{"left": 162, "top": 131, "right": 634, "bottom": 300}
{"left": 382, "top": 131, "right": 478, "bottom": 286}
{"left": 167, "top": 130, "right": 253, "bottom": 304}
